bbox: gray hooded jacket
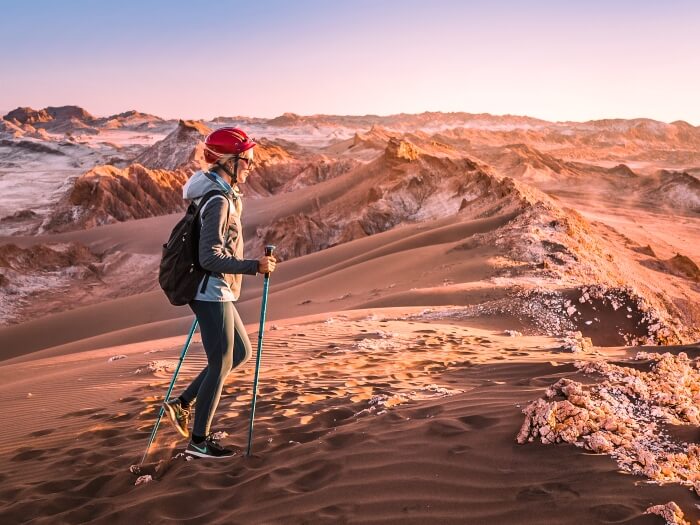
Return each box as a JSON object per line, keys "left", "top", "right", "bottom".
{"left": 182, "top": 170, "right": 259, "bottom": 301}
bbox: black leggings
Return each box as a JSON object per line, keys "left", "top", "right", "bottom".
{"left": 180, "top": 300, "right": 252, "bottom": 437}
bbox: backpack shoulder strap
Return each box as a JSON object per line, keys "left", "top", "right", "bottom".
{"left": 196, "top": 190, "right": 232, "bottom": 230}
{"left": 194, "top": 189, "right": 227, "bottom": 218}
{"left": 192, "top": 189, "right": 232, "bottom": 295}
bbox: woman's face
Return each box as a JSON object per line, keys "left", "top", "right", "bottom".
{"left": 224, "top": 151, "right": 255, "bottom": 184}
{"left": 236, "top": 157, "right": 255, "bottom": 183}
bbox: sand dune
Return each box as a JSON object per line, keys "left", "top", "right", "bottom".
{"left": 0, "top": 209, "right": 513, "bottom": 360}
{"left": 2, "top": 308, "right": 698, "bottom": 523}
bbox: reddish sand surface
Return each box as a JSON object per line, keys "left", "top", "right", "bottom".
{"left": 1, "top": 109, "right": 700, "bottom": 524}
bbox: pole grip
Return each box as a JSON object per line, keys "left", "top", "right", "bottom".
{"left": 264, "top": 245, "right": 276, "bottom": 277}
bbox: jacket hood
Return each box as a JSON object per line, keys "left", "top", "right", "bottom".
{"left": 182, "top": 170, "right": 232, "bottom": 200}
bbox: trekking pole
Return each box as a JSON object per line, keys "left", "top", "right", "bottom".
{"left": 247, "top": 245, "right": 276, "bottom": 456}
{"left": 140, "top": 318, "right": 198, "bottom": 465}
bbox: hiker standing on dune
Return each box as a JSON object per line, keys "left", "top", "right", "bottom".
{"left": 163, "top": 128, "right": 277, "bottom": 458}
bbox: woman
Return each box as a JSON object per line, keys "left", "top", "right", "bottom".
{"left": 163, "top": 127, "right": 277, "bottom": 459}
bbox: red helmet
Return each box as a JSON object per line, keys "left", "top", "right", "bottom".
{"left": 203, "top": 127, "right": 256, "bottom": 164}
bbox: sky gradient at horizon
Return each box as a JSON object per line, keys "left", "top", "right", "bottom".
{"left": 1, "top": 0, "right": 699, "bottom": 124}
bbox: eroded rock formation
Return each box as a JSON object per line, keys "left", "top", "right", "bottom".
{"left": 41, "top": 164, "right": 189, "bottom": 232}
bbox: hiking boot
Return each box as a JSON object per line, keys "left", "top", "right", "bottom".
{"left": 185, "top": 435, "right": 235, "bottom": 459}
{"left": 163, "top": 398, "right": 192, "bottom": 438}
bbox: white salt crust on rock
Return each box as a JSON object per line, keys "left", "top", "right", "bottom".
{"left": 517, "top": 352, "right": 700, "bottom": 498}
{"left": 645, "top": 501, "right": 690, "bottom": 525}
{"left": 134, "top": 360, "right": 176, "bottom": 375}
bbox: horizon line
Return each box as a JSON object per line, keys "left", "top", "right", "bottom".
{"left": 2, "top": 104, "right": 699, "bottom": 128}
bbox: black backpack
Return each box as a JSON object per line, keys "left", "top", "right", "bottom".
{"left": 159, "top": 189, "right": 229, "bottom": 306}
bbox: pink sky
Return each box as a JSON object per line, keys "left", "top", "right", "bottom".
{"left": 1, "top": 1, "right": 699, "bottom": 124}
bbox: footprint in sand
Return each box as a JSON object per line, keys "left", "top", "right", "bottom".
{"left": 458, "top": 414, "right": 498, "bottom": 429}
{"left": 84, "top": 427, "right": 121, "bottom": 439}
{"left": 448, "top": 444, "right": 473, "bottom": 455}
{"left": 62, "top": 407, "right": 106, "bottom": 418}
{"left": 29, "top": 428, "right": 55, "bottom": 437}
{"left": 516, "top": 482, "right": 580, "bottom": 502}
{"left": 589, "top": 503, "right": 638, "bottom": 522}
{"left": 107, "top": 412, "right": 133, "bottom": 422}
{"left": 12, "top": 447, "right": 47, "bottom": 462}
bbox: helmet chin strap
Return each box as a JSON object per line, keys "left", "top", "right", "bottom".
{"left": 218, "top": 157, "right": 239, "bottom": 183}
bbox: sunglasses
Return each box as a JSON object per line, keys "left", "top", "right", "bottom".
{"left": 238, "top": 156, "right": 256, "bottom": 170}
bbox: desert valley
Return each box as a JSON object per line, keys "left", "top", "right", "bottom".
{"left": 1, "top": 105, "right": 700, "bottom": 524}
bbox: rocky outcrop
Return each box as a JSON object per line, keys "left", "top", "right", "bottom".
{"left": 640, "top": 171, "right": 700, "bottom": 214}
{"left": 385, "top": 137, "right": 420, "bottom": 161}
{"left": 95, "top": 110, "right": 165, "bottom": 130}
{"left": 4, "top": 105, "right": 93, "bottom": 125}
{"left": 518, "top": 352, "right": 700, "bottom": 506}
{"left": 0, "top": 242, "right": 102, "bottom": 324}
{"left": 477, "top": 142, "right": 585, "bottom": 183}
{"left": 255, "top": 137, "right": 574, "bottom": 263}
{"left": 133, "top": 119, "right": 211, "bottom": 170}
{"left": 0, "top": 241, "right": 161, "bottom": 325}
{"left": 0, "top": 119, "right": 26, "bottom": 138}
{"left": 606, "top": 163, "right": 637, "bottom": 177}
{"left": 239, "top": 137, "right": 359, "bottom": 197}
{"left": 645, "top": 502, "right": 690, "bottom": 525}
{"left": 267, "top": 112, "right": 305, "bottom": 126}
{"left": 3, "top": 105, "right": 98, "bottom": 135}
{"left": 0, "top": 139, "right": 66, "bottom": 156}
{"left": 667, "top": 253, "right": 700, "bottom": 282}
{"left": 4, "top": 107, "right": 53, "bottom": 125}
{"left": 0, "top": 242, "right": 98, "bottom": 273}
{"left": 254, "top": 138, "right": 495, "bottom": 259}
{"left": 582, "top": 118, "right": 700, "bottom": 150}
{"left": 505, "top": 143, "right": 569, "bottom": 173}
{"left": 41, "top": 164, "right": 189, "bottom": 232}
{"left": 350, "top": 125, "right": 398, "bottom": 151}
{"left": 45, "top": 106, "right": 94, "bottom": 122}
{"left": 276, "top": 159, "right": 359, "bottom": 192}
{"left": 256, "top": 214, "right": 329, "bottom": 259}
